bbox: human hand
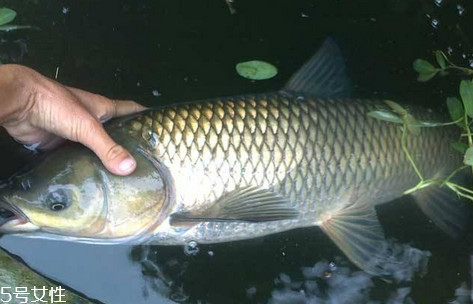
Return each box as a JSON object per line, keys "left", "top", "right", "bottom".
{"left": 0, "top": 64, "right": 147, "bottom": 176}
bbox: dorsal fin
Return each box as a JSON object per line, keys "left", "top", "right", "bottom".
{"left": 283, "top": 38, "right": 353, "bottom": 98}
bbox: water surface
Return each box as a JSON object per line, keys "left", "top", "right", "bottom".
{"left": 1, "top": 1, "right": 473, "bottom": 303}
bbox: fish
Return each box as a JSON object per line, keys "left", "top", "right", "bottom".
{"left": 0, "top": 38, "right": 468, "bottom": 277}
{"left": 0, "top": 247, "right": 95, "bottom": 304}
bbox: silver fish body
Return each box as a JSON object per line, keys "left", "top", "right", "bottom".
{"left": 111, "top": 92, "right": 460, "bottom": 245}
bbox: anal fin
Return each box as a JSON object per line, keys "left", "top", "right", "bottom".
{"left": 170, "top": 186, "right": 299, "bottom": 224}
{"left": 321, "top": 202, "right": 429, "bottom": 280}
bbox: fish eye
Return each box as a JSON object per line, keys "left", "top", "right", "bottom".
{"left": 45, "top": 189, "right": 72, "bottom": 212}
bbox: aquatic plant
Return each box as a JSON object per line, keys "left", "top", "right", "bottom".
{"left": 0, "top": 8, "right": 37, "bottom": 32}
{"left": 369, "top": 52, "right": 473, "bottom": 200}
{"left": 224, "top": 0, "right": 236, "bottom": 14}
{"left": 236, "top": 60, "right": 278, "bottom": 80}
{"left": 0, "top": 7, "right": 37, "bottom": 65}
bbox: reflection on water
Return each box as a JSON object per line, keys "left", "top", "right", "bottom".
{"left": 449, "top": 256, "right": 473, "bottom": 304}
{"left": 267, "top": 260, "right": 414, "bottom": 304}
{"left": 128, "top": 234, "right": 433, "bottom": 304}
{"left": 451, "top": 282, "right": 470, "bottom": 304}
{"left": 1, "top": 226, "right": 471, "bottom": 304}
{"left": 0, "top": 236, "right": 178, "bottom": 304}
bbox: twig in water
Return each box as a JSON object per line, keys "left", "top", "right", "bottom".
{"left": 225, "top": 0, "right": 236, "bottom": 14}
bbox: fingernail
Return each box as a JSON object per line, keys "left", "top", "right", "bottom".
{"left": 118, "top": 157, "right": 135, "bottom": 173}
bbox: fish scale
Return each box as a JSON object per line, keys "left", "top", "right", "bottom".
{"left": 118, "top": 91, "right": 460, "bottom": 244}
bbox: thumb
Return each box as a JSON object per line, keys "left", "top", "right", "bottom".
{"left": 77, "top": 118, "right": 136, "bottom": 176}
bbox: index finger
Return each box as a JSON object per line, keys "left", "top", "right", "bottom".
{"left": 114, "top": 100, "right": 148, "bottom": 117}
{"left": 66, "top": 87, "right": 148, "bottom": 121}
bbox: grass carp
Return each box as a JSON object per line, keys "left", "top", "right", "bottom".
{"left": 0, "top": 39, "right": 467, "bottom": 277}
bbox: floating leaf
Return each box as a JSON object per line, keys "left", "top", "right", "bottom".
{"left": 464, "top": 147, "right": 473, "bottom": 166}
{"left": 0, "top": 25, "right": 38, "bottom": 32}
{"left": 446, "top": 97, "right": 464, "bottom": 128}
{"left": 367, "top": 110, "right": 403, "bottom": 124}
{"left": 460, "top": 80, "right": 473, "bottom": 118}
{"left": 236, "top": 61, "right": 278, "bottom": 80}
{"left": 451, "top": 141, "right": 468, "bottom": 154}
{"left": 0, "top": 8, "right": 16, "bottom": 26}
{"left": 435, "top": 51, "right": 446, "bottom": 69}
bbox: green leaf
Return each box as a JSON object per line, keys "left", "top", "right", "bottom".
{"left": 236, "top": 61, "right": 278, "bottom": 80}
{"left": 405, "top": 114, "right": 421, "bottom": 136}
{"left": 435, "top": 51, "right": 446, "bottom": 69}
{"left": 460, "top": 80, "right": 473, "bottom": 118}
{"left": 438, "top": 70, "right": 449, "bottom": 77}
{"left": 0, "top": 25, "right": 38, "bottom": 32}
{"left": 384, "top": 100, "right": 408, "bottom": 116}
{"left": 416, "top": 121, "right": 448, "bottom": 127}
{"left": 446, "top": 97, "right": 464, "bottom": 128}
{"left": 413, "top": 59, "right": 437, "bottom": 74}
{"left": 451, "top": 141, "right": 468, "bottom": 154}
{"left": 0, "top": 8, "right": 17, "bottom": 26}
{"left": 367, "top": 110, "right": 403, "bottom": 124}
{"left": 417, "top": 71, "right": 438, "bottom": 82}
{"left": 464, "top": 147, "right": 473, "bottom": 166}
{"left": 413, "top": 59, "right": 439, "bottom": 82}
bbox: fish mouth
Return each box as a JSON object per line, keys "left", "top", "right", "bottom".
{"left": 0, "top": 197, "right": 37, "bottom": 232}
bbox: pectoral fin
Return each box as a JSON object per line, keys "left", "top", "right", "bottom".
{"left": 320, "top": 202, "right": 429, "bottom": 279}
{"left": 170, "top": 186, "right": 298, "bottom": 223}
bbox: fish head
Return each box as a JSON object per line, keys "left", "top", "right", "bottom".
{"left": 0, "top": 142, "right": 169, "bottom": 242}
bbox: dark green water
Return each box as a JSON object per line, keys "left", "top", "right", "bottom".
{"left": 1, "top": 0, "right": 473, "bottom": 303}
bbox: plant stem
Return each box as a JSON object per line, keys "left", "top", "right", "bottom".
{"left": 401, "top": 123, "right": 424, "bottom": 181}
{"left": 445, "top": 66, "right": 473, "bottom": 76}
{"left": 403, "top": 179, "right": 441, "bottom": 195}
{"left": 441, "top": 165, "right": 469, "bottom": 187}
{"left": 446, "top": 183, "right": 473, "bottom": 201}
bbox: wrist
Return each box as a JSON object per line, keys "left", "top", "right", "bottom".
{"left": 0, "top": 64, "right": 36, "bottom": 125}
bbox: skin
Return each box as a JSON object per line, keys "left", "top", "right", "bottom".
{"left": 0, "top": 64, "right": 147, "bottom": 176}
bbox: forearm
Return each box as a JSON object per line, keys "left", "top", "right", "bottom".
{"left": 0, "top": 64, "right": 33, "bottom": 125}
